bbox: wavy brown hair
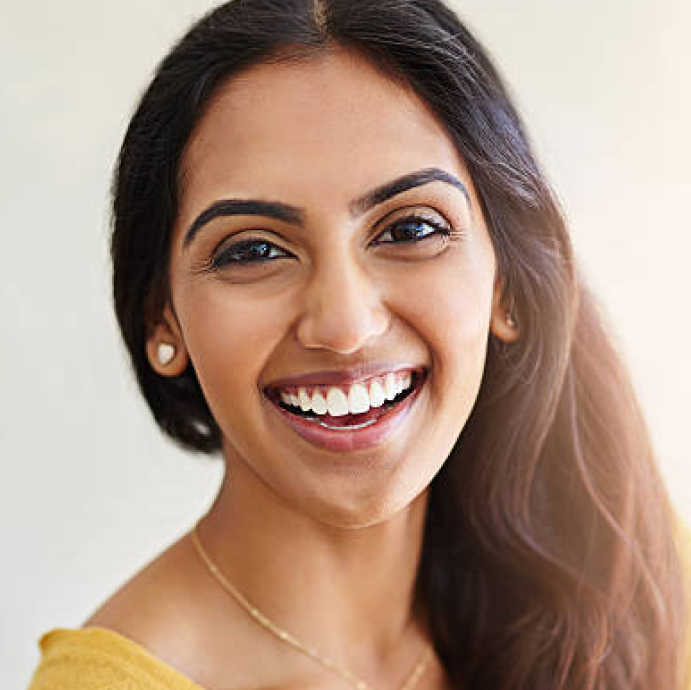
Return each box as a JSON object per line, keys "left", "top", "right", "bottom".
{"left": 110, "top": 0, "right": 688, "bottom": 687}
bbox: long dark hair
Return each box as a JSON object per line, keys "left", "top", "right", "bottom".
{"left": 110, "top": 0, "right": 688, "bottom": 687}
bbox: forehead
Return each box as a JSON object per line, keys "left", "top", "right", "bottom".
{"left": 178, "top": 48, "right": 472, "bottom": 228}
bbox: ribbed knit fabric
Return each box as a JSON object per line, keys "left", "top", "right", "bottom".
{"left": 27, "top": 627, "right": 206, "bottom": 690}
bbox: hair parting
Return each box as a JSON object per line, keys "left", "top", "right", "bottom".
{"left": 312, "top": 0, "right": 329, "bottom": 37}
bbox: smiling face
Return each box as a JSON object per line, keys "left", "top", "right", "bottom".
{"left": 147, "top": 48, "right": 517, "bottom": 528}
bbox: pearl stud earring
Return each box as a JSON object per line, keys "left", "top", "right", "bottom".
{"left": 157, "top": 343, "right": 176, "bottom": 366}
{"left": 506, "top": 312, "right": 517, "bottom": 328}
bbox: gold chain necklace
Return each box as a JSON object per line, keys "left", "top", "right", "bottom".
{"left": 191, "top": 519, "right": 432, "bottom": 690}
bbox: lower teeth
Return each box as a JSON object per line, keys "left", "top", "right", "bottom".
{"left": 314, "top": 417, "right": 380, "bottom": 431}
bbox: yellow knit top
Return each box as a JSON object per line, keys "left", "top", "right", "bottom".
{"left": 27, "top": 627, "right": 205, "bottom": 690}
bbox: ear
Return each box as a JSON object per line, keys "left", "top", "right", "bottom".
{"left": 145, "top": 303, "right": 189, "bottom": 376}
{"left": 489, "top": 276, "right": 520, "bottom": 343}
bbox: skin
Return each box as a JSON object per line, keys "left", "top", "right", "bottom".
{"left": 85, "top": 48, "right": 518, "bottom": 690}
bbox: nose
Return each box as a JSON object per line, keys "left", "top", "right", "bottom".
{"left": 295, "top": 252, "right": 390, "bottom": 355}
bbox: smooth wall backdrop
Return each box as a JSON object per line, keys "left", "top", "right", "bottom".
{"left": 1, "top": 1, "right": 689, "bottom": 687}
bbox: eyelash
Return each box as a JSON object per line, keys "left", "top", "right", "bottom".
{"left": 203, "top": 214, "right": 463, "bottom": 272}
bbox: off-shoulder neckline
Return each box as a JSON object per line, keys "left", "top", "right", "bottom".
{"left": 40, "top": 626, "right": 210, "bottom": 690}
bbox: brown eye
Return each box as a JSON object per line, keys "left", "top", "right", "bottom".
{"left": 373, "top": 214, "right": 451, "bottom": 245}
{"left": 212, "top": 239, "right": 290, "bottom": 269}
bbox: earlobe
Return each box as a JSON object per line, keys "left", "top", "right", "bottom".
{"left": 490, "top": 278, "right": 520, "bottom": 343}
{"left": 145, "top": 305, "right": 189, "bottom": 376}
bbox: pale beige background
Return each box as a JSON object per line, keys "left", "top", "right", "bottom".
{"left": 1, "top": 1, "right": 689, "bottom": 687}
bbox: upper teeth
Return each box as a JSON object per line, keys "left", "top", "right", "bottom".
{"left": 277, "top": 371, "right": 414, "bottom": 417}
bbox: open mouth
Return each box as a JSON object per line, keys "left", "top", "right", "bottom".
{"left": 264, "top": 368, "right": 427, "bottom": 430}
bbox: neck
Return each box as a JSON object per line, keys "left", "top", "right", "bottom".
{"left": 197, "top": 454, "right": 430, "bottom": 670}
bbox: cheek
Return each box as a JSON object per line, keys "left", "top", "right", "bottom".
{"left": 397, "top": 251, "right": 495, "bottom": 360}
{"left": 370, "top": 255, "right": 495, "bottom": 497}
{"left": 176, "top": 286, "right": 290, "bottom": 413}
{"left": 396, "top": 249, "right": 495, "bottom": 434}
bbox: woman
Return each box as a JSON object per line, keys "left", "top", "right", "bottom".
{"left": 27, "top": 0, "right": 689, "bottom": 688}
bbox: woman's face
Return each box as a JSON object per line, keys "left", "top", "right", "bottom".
{"left": 151, "top": 49, "right": 514, "bottom": 528}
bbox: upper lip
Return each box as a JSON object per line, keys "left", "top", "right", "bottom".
{"left": 264, "top": 362, "right": 427, "bottom": 390}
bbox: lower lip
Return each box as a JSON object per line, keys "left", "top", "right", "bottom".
{"left": 265, "top": 377, "right": 425, "bottom": 453}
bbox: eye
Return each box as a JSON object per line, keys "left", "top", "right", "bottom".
{"left": 202, "top": 212, "right": 459, "bottom": 274}
{"left": 211, "top": 238, "right": 291, "bottom": 269}
{"left": 373, "top": 213, "right": 451, "bottom": 246}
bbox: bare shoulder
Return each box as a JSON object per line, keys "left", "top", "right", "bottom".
{"left": 80, "top": 531, "right": 221, "bottom": 676}
{"left": 80, "top": 531, "right": 271, "bottom": 689}
{"left": 84, "top": 537, "right": 185, "bottom": 616}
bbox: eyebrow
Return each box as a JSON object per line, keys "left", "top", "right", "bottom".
{"left": 182, "top": 167, "right": 471, "bottom": 250}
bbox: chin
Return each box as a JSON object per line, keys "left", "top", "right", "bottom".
{"left": 302, "top": 482, "right": 429, "bottom": 531}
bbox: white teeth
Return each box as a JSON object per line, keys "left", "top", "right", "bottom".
{"left": 298, "top": 387, "right": 311, "bottom": 411}
{"left": 348, "top": 383, "right": 370, "bottom": 414}
{"left": 384, "top": 373, "right": 398, "bottom": 401}
{"left": 326, "top": 387, "right": 349, "bottom": 416}
{"left": 368, "top": 379, "right": 386, "bottom": 407}
{"left": 311, "top": 390, "right": 328, "bottom": 415}
{"left": 278, "top": 370, "right": 418, "bottom": 416}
